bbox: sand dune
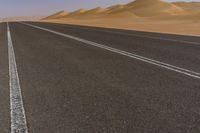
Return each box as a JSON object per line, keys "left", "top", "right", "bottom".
{"left": 42, "top": 0, "right": 200, "bottom": 36}
{"left": 125, "top": 0, "right": 186, "bottom": 17}
{"left": 43, "top": 0, "right": 197, "bottom": 19}
{"left": 105, "top": 4, "right": 126, "bottom": 14}
{"left": 80, "top": 7, "right": 107, "bottom": 15}
{"left": 70, "top": 7, "right": 108, "bottom": 19}
{"left": 97, "top": 0, "right": 186, "bottom": 18}
{"left": 99, "top": 4, "right": 139, "bottom": 19}
{"left": 43, "top": 11, "right": 68, "bottom": 20}
{"left": 64, "top": 9, "right": 88, "bottom": 18}
{"left": 174, "top": 2, "right": 200, "bottom": 14}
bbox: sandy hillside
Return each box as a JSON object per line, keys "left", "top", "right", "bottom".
{"left": 43, "top": 11, "right": 68, "bottom": 20}
{"left": 42, "top": 0, "right": 200, "bottom": 36}
{"left": 125, "top": 0, "right": 186, "bottom": 17}
{"left": 74, "top": 7, "right": 108, "bottom": 19}
{"left": 105, "top": 4, "right": 126, "bottom": 14}
{"left": 64, "top": 9, "right": 88, "bottom": 18}
{"left": 174, "top": 2, "right": 200, "bottom": 14}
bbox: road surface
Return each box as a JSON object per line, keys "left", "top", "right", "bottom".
{"left": 0, "top": 22, "right": 200, "bottom": 133}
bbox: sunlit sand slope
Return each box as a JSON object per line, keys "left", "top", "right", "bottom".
{"left": 42, "top": 0, "right": 200, "bottom": 36}
{"left": 43, "top": 11, "right": 68, "bottom": 20}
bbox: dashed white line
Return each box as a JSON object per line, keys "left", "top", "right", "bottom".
{"left": 7, "top": 22, "right": 29, "bottom": 133}
{"left": 21, "top": 22, "right": 200, "bottom": 79}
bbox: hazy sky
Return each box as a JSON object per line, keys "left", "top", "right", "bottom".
{"left": 0, "top": 0, "right": 199, "bottom": 17}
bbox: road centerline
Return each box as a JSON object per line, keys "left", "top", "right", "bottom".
{"left": 7, "top": 22, "right": 29, "bottom": 133}
{"left": 21, "top": 22, "right": 200, "bottom": 80}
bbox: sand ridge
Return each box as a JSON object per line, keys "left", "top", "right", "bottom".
{"left": 43, "top": 11, "right": 68, "bottom": 20}
{"left": 174, "top": 2, "right": 200, "bottom": 14}
{"left": 70, "top": 7, "right": 108, "bottom": 19}
{"left": 64, "top": 9, "right": 88, "bottom": 18}
{"left": 42, "top": 0, "right": 200, "bottom": 36}
{"left": 125, "top": 0, "right": 186, "bottom": 16}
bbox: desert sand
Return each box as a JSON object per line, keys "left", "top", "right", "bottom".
{"left": 3, "top": 16, "right": 44, "bottom": 22}
{"left": 42, "top": 0, "right": 200, "bottom": 36}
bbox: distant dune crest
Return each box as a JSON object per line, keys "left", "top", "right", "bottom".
{"left": 42, "top": 0, "right": 200, "bottom": 36}
{"left": 43, "top": 0, "right": 199, "bottom": 20}
{"left": 44, "top": 11, "right": 68, "bottom": 19}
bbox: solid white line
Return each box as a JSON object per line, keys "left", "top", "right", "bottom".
{"left": 56, "top": 24, "right": 200, "bottom": 46}
{"left": 93, "top": 29, "right": 200, "bottom": 46}
{"left": 7, "top": 23, "right": 29, "bottom": 133}
{"left": 21, "top": 22, "right": 200, "bottom": 79}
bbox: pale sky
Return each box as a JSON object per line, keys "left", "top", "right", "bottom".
{"left": 0, "top": 0, "right": 199, "bottom": 17}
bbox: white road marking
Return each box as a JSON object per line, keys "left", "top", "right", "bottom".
{"left": 7, "top": 23, "right": 29, "bottom": 133}
{"left": 91, "top": 29, "right": 200, "bottom": 46}
{"left": 21, "top": 22, "right": 200, "bottom": 79}
{"left": 52, "top": 24, "right": 200, "bottom": 46}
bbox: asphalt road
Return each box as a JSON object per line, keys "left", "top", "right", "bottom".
{"left": 1, "top": 22, "right": 200, "bottom": 133}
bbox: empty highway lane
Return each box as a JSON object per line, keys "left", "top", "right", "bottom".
{"left": 0, "top": 22, "right": 200, "bottom": 133}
